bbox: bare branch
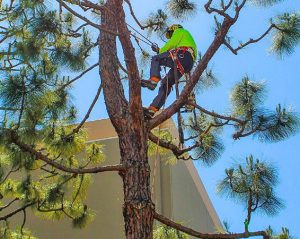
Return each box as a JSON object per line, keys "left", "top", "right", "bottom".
{"left": 154, "top": 212, "right": 269, "bottom": 239}
{"left": 124, "top": 0, "right": 144, "bottom": 29}
{"left": 59, "top": 0, "right": 118, "bottom": 36}
{"left": 0, "top": 202, "right": 36, "bottom": 221}
{"left": 61, "top": 63, "right": 99, "bottom": 89}
{"left": 204, "top": 0, "right": 233, "bottom": 19}
{"left": 233, "top": 24, "right": 275, "bottom": 52}
{"left": 0, "top": 198, "right": 19, "bottom": 211}
{"left": 234, "top": 0, "right": 247, "bottom": 21}
{"left": 223, "top": 0, "right": 234, "bottom": 11}
{"left": 224, "top": 40, "right": 238, "bottom": 55}
{"left": 65, "top": 83, "right": 102, "bottom": 138}
{"left": 21, "top": 209, "right": 26, "bottom": 235}
{"left": 190, "top": 102, "right": 245, "bottom": 124}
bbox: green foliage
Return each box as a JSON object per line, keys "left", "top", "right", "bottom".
{"left": 144, "top": 9, "right": 168, "bottom": 35}
{"left": 154, "top": 223, "right": 190, "bottom": 239}
{"left": 86, "top": 143, "right": 106, "bottom": 164}
{"left": 230, "top": 76, "right": 266, "bottom": 118}
{"left": 148, "top": 129, "right": 177, "bottom": 162}
{"left": 250, "top": 0, "right": 284, "bottom": 7}
{"left": 217, "top": 155, "right": 283, "bottom": 216}
{"left": 254, "top": 104, "right": 299, "bottom": 142}
{"left": 0, "top": 227, "right": 38, "bottom": 239}
{"left": 185, "top": 113, "right": 224, "bottom": 165}
{"left": 194, "top": 68, "right": 219, "bottom": 94}
{"left": 271, "top": 13, "right": 300, "bottom": 57}
{"left": 267, "top": 226, "right": 293, "bottom": 239}
{"left": 166, "top": 0, "right": 197, "bottom": 20}
{"left": 72, "top": 204, "right": 95, "bottom": 229}
{"left": 230, "top": 77, "right": 299, "bottom": 142}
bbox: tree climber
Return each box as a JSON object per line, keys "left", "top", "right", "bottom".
{"left": 142, "top": 24, "right": 197, "bottom": 118}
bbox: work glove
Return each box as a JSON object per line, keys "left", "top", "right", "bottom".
{"left": 151, "top": 43, "right": 160, "bottom": 54}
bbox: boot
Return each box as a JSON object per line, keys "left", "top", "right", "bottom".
{"left": 143, "top": 107, "right": 157, "bottom": 119}
{"left": 141, "top": 80, "right": 157, "bottom": 91}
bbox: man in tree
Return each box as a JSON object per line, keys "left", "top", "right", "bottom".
{"left": 0, "top": 1, "right": 299, "bottom": 239}
{"left": 142, "top": 24, "right": 197, "bottom": 118}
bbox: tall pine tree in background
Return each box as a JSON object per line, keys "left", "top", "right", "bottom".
{"left": 0, "top": 0, "right": 299, "bottom": 238}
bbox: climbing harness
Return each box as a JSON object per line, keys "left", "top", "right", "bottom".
{"left": 169, "top": 47, "right": 194, "bottom": 75}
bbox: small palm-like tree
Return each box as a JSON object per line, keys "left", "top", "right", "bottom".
{"left": 217, "top": 155, "right": 283, "bottom": 231}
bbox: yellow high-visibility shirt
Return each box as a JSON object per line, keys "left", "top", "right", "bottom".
{"left": 159, "top": 28, "right": 197, "bottom": 60}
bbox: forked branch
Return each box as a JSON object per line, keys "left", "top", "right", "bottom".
{"left": 224, "top": 24, "right": 276, "bottom": 54}
{"left": 149, "top": 132, "right": 198, "bottom": 158}
{"left": 59, "top": 0, "right": 118, "bottom": 35}
{"left": 204, "top": 0, "right": 232, "bottom": 19}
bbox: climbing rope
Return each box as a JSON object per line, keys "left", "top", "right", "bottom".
{"left": 126, "top": 23, "right": 154, "bottom": 47}
{"left": 151, "top": 66, "right": 169, "bottom": 200}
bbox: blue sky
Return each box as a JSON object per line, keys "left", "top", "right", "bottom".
{"left": 70, "top": 0, "right": 299, "bottom": 236}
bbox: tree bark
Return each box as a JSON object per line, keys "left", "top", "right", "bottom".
{"left": 99, "top": 1, "right": 154, "bottom": 238}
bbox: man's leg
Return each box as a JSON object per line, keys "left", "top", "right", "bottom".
{"left": 145, "top": 51, "right": 194, "bottom": 117}
{"left": 147, "top": 68, "right": 182, "bottom": 116}
{"left": 141, "top": 52, "right": 174, "bottom": 90}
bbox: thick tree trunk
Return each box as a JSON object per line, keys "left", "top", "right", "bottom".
{"left": 99, "top": 1, "right": 154, "bottom": 238}
{"left": 120, "top": 130, "right": 154, "bottom": 239}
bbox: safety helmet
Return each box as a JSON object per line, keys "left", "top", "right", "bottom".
{"left": 165, "top": 24, "right": 183, "bottom": 39}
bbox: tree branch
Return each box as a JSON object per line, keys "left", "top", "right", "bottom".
{"left": 59, "top": 0, "right": 118, "bottom": 36}
{"left": 0, "top": 202, "right": 36, "bottom": 221}
{"left": 7, "top": 129, "right": 125, "bottom": 174}
{"left": 234, "top": 0, "right": 247, "bottom": 21}
{"left": 60, "top": 62, "right": 99, "bottom": 89}
{"left": 65, "top": 83, "right": 102, "bottom": 138}
{"left": 148, "top": 132, "right": 198, "bottom": 158}
{"left": 0, "top": 198, "right": 19, "bottom": 211}
{"left": 113, "top": 0, "right": 144, "bottom": 129}
{"left": 204, "top": 0, "right": 233, "bottom": 19}
{"left": 225, "top": 24, "right": 275, "bottom": 54}
{"left": 190, "top": 102, "right": 245, "bottom": 124}
{"left": 154, "top": 212, "right": 269, "bottom": 239}
{"left": 124, "top": 0, "right": 145, "bottom": 29}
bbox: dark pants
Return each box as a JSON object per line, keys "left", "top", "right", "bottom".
{"left": 150, "top": 50, "right": 194, "bottom": 110}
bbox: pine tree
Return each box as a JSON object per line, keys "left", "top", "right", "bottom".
{"left": 0, "top": 0, "right": 299, "bottom": 239}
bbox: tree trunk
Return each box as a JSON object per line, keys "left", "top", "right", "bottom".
{"left": 120, "top": 130, "right": 154, "bottom": 239}
{"left": 99, "top": 1, "right": 155, "bottom": 238}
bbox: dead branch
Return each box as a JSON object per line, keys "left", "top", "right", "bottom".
{"left": 65, "top": 83, "right": 102, "bottom": 138}
{"left": 59, "top": 0, "right": 118, "bottom": 36}
{"left": 124, "top": 0, "right": 144, "bottom": 29}
{"left": 225, "top": 24, "right": 275, "bottom": 54}
{"left": 204, "top": 0, "right": 233, "bottom": 19}
{"left": 61, "top": 63, "right": 99, "bottom": 89}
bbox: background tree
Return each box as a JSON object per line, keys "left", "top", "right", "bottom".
{"left": 0, "top": 0, "right": 299, "bottom": 239}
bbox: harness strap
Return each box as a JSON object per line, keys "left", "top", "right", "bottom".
{"left": 169, "top": 47, "right": 193, "bottom": 75}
